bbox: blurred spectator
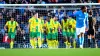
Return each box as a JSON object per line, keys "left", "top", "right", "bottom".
{"left": 5, "top": 0, "right": 11, "bottom": 4}
{"left": 15, "top": 0, "right": 21, "bottom": 4}
{"left": 5, "top": 0, "right": 15, "bottom": 4}
{"left": 98, "top": 0, "right": 100, "bottom": 3}
{"left": 0, "top": 0, "right": 5, "bottom": 8}
{"left": 75, "top": 0, "right": 83, "bottom": 3}
{"left": 0, "top": 0, "right": 5, "bottom": 4}
{"left": 91, "top": 0, "right": 98, "bottom": 3}
{"left": 22, "top": 0, "right": 28, "bottom": 4}
{"left": 71, "top": 0, "right": 75, "bottom": 3}
{"left": 11, "top": 0, "right": 15, "bottom": 4}
{"left": 47, "top": 0, "right": 52, "bottom": 3}
{"left": 37, "top": 0, "right": 46, "bottom": 4}
{"left": 51, "top": 0, "right": 58, "bottom": 3}
{"left": 0, "top": 32, "right": 3, "bottom": 43}
{"left": 62, "top": 0, "right": 71, "bottom": 3}
{"left": 16, "top": 15, "right": 20, "bottom": 23}
{"left": 98, "top": 25, "right": 100, "bottom": 33}
{"left": 55, "top": 9, "right": 64, "bottom": 23}
{"left": 96, "top": 25, "right": 100, "bottom": 40}
{"left": 30, "top": 0, "right": 37, "bottom": 4}
{"left": 96, "top": 13, "right": 100, "bottom": 24}
{"left": 20, "top": 22, "right": 25, "bottom": 30}
{"left": 0, "top": 13, "right": 5, "bottom": 35}
{"left": 1, "top": 8, "right": 7, "bottom": 19}
{"left": 23, "top": 24, "right": 29, "bottom": 34}
{"left": 20, "top": 12, "right": 29, "bottom": 23}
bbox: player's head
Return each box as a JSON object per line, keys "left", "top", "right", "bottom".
{"left": 63, "top": 16, "right": 67, "bottom": 21}
{"left": 81, "top": 6, "right": 87, "bottom": 12}
{"left": 39, "top": 14, "right": 43, "bottom": 19}
{"left": 10, "top": 17, "right": 14, "bottom": 21}
{"left": 54, "top": 16, "right": 58, "bottom": 21}
{"left": 34, "top": 12, "right": 38, "bottom": 19}
{"left": 47, "top": 16, "right": 51, "bottom": 22}
{"left": 88, "top": 10, "right": 93, "bottom": 15}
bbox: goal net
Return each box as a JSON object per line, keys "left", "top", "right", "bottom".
{"left": 0, "top": 3, "right": 100, "bottom": 49}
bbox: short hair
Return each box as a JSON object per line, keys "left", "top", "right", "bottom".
{"left": 81, "top": 6, "right": 86, "bottom": 10}
{"left": 10, "top": 17, "right": 14, "bottom": 19}
{"left": 63, "top": 16, "right": 67, "bottom": 19}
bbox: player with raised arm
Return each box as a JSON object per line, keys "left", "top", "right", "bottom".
{"left": 4, "top": 17, "right": 20, "bottom": 49}
{"left": 73, "top": 6, "right": 88, "bottom": 49}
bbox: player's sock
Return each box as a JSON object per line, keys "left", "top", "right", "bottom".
{"left": 38, "top": 38, "right": 42, "bottom": 48}
{"left": 10, "top": 41, "right": 13, "bottom": 49}
{"left": 81, "top": 37, "right": 84, "bottom": 48}
{"left": 53, "top": 40, "right": 57, "bottom": 48}
{"left": 48, "top": 40, "right": 52, "bottom": 48}
{"left": 33, "top": 39, "right": 37, "bottom": 48}
{"left": 41, "top": 39, "right": 44, "bottom": 47}
{"left": 79, "top": 37, "right": 82, "bottom": 48}
{"left": 30, "top": 39, "right": 34, "bottom": 48}
{"left": 88, "top": 39, "right": 91, "bottom": 47}
{"left": 92, "top": 38, "right": 96, "bottom": 48}
{"left": 52, "top": 40, "right": 54, "bottom": 48}
{"left": 68, "top": 42, "right": 71, "bottom": 48}
{"left": 92, "top": 38, "right": 95, "bottom": 44}
{"left": 67, "top": 37, "right": 71, "bottom": 48}
{"left": 55, "top": 40, "right": 58, "bottom": 48}
{"left": 73, "top": 40, "right": 76, "bottom": 48}
{"left": 64, "top": 41, "right": 68, "bottom": 48}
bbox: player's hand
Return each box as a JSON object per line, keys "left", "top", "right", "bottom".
{"left": 73, "top": 10, "right": 77, "bottom": 14}
{"left": 4, "top": 28, "right": 7, "bottom": 31}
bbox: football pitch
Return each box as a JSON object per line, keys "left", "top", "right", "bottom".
{"left": 0, "top": 48, "right": 100, "bottom": 56}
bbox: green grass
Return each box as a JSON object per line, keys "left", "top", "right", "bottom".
{"left": 0, "top": 48, "right": 100, "bottom": 56}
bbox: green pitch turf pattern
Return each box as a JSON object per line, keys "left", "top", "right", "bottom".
{"left": 0, "top": 48, "right": 100, "bottom": 56}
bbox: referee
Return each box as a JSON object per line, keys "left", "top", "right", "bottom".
{"left": 87, "top": 10, "right": 97, "bottom": 48}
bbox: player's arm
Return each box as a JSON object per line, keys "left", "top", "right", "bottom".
{"left": 28, "top": 19, "right": 31, "bottom": 32}
{"left": 16, "top": 22, "right": 21, "bottom": 31}
{"left": 61, "top": 19, "right": 64, "bottom": 29}
{"left": 73, "top": 10, "right": 78, "bottom": 17}
{"left": 65, "top": 19, "right": 68, "bottom": 30}
{"left": 44, "top": 22, "right": 48, "bottom": 34}
{"left": 85, "top": 13, "right": 89, "bottom": 31}
{"left": 4, "top": 21, "right": 8, "bottom": 32}
{"left": 72, "top": 19, "right": 76, "bottom": 29}
{"left": 58, "top": 22, "right": 61, "bottom": 29}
